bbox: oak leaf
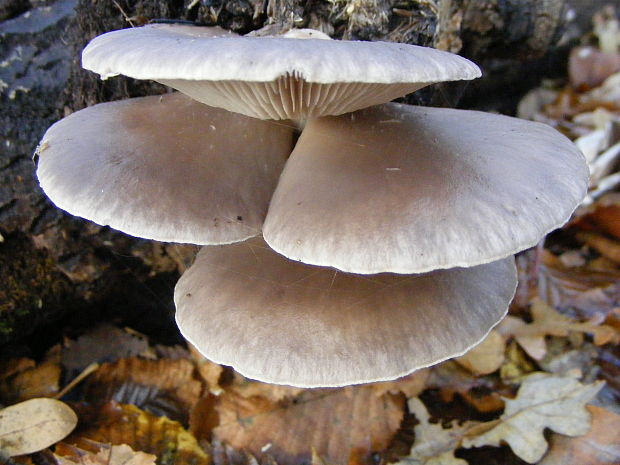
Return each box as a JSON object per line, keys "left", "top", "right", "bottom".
{"left": 462, "top": 371, "right": 604, "bottom": 463}
{"left": 539, "top": 405, "right": 620, "bottom": 465}
{"left": 498, "top": 298, "right": 618, "bottom": 360}
{"left": 394, "top": 397, "right": 474, "bottom": 465}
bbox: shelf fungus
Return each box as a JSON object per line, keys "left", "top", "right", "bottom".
{"left": 35, "top": 25, "right": 589, "bottom": 387}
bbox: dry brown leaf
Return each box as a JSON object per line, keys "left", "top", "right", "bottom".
{"left": 497, "top": 298, "right": 619, "bottom": 360}
{"left": 228, "top": 373, "right": 303, "bottom": 403}
{"left": 455, "top": 331, "right": 505, "bottom": 375}
{"left": 213, "top": 385, "right": 404, "bottom": 465}
{"left": 209, "top": 437, "right": 263, "bottom": 465}
{"left": 427, "top": 361, "right": 506, "bottom": 413}
{"left": 0, "top": 398, "right": 77, "bottom": 457}
{"left": 538, "top": 250, "right": 620, "bottom": 317}
{"left": 55, "top": 442, "right": 157, "bottom": 465}
{"left": 579, "top": 231, "right": 620, "bottom": 265}
{"left": 61, "top": 325, "right": 149, "bottom": 375}
{"left": 0, "top": 356, "right": 60, "bottom": 404}
{"left": 69, "top": 402, "right": 209, "bottom": 465}
{"left": 188, "top": 344, "right": 225, "bottom": 395}
{"left": 462, "top": 371, "right": 605, "bottom": 464}
{"left": 82, "top": 357, "right": 203, "bottom": 424}
{"left": 539, "top": 405, "right": 620, "bottom": 465}
{"left": 498, "top": 316, "right": 547, "bottom": 360}
{"left": 371, "top": 369, "right": 429, "bottom": 398}
{"left": 573, "top": 193, "right": 620, "bottom": 240}
{"left": 189, "top": 394, "right": 220, "bottom": 443}
{"left": 499, "top": 340, "right": 537, "bottom": 382}
{"left": 394, "top": 397, "right": 475, "bottom": 465}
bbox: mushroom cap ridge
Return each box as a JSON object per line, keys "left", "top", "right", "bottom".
{"left": 82, "top": 24, "right": 481, "bottom": 84}
{"left": 82, "top": 24, "right": 481, "bottom": 120}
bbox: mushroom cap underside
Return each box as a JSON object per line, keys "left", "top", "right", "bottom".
{"left": 82, "top": 24, "right": 481, "bottom": 120}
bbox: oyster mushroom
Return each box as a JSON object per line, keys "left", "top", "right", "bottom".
{"left": 35, "top": 25, "right": 589, "bottom": 387}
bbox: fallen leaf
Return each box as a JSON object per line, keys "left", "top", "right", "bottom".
{"left": 0, "top": 398, "right": 77, "bottom": 457}
{"left": 462, "top": 371, "right": 605, "bottom": 463}
{"left": 82, "top": 357, "right": 203, "bottom": 424}
{"left": 61, "top": 325, "right": 149, "bottom": 376}
{"left": 69, "top": 402, "right": 209, "bottom": 465}
{"left": 498, "top": 316, "right": 547, "bottom": 360}
{"left": 0, "top": 356, "right": 60, "bottom": 404}
{"left": 55, "top": 441, "right": 157, "bottom": 465}
{"left": 427, "top": 361, "right": 506, "bottom": 414}
{"left": 499, "top": 340, "right": 537, "bottom": 381}
{"left": 455, "top": 331, "right": 505, "bottom": 375}
{"left": 228, "top": 373, "right": 303, "bottom": 403}
{"left": 497, "top": 298, "right": 618, "bottom": 360}
{"left": 394, "top": 397, "right": 474, "bottom": 465}
{"left": 573, "top": 193, "right": 620, "bottom": 240}
{"left": 188, "top": 344, "right": 225, "bottom": 395}
{"left": 538, "top": 251, "right": 620, "bottom": 318}
{"left": 539, "top": 405, "right": 620, "bottom": 465}
{"left": 209, "top": 437, "right": 263, "bottom": 465}
{"left": 569, "top": 46, "right": 620, "bottom": 90}
{"left": 578, "top": 231, "right": 620, "bottom": 265}
{"left": 213, "top": 385, "right": 404, "bottom": 465}
{"left": 371, "top": 369, "right": 430, "bottom": 398}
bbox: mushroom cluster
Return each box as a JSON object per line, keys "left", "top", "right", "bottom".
{"left": 35, "top": 24, "right": 589, "bottom": 387}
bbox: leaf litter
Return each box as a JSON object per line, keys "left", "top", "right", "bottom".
{"left": 2, "top": 5, "right": 620, "bottom": 465}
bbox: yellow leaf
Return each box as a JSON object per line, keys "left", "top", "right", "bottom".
{"left": 455, "top": 331, "right": 505, "bottom": 375}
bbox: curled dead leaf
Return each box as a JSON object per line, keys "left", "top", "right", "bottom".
{"left": 497, "top": 298, "right": 619, "bottom": 360}
{"left": 82, "top": 357, "right": 203, "bottom": 424}
{"left": 213, "top": 385, "right": 404, "bottom": 465}
{"left": 455, "top": 331, "right": 505, "bottom": 376}
{"left": 69, "top": 402, "right": 209, "bottom": 465}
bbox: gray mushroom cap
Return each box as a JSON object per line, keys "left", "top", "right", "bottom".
{"left": 36, "top": 93, "right": 293, "bottom": 244}
{"left": 82, "top": 24, "right": 481, "bottom": 120}
{"left": 263, "top": 103, "right": 589, "bottom": 274}
{"left": 175, "top": 238, "right": 517, "bottom": 387}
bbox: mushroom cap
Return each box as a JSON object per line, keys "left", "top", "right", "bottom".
{"left": 263, "top": 103, "right": 589, "bottom": 274}
{"left": 175, "top": 238, "right": 517, "bottom": 387}
{"left": 36, "top": 93, "right": 293, "bottom": 244}
{"left": 82, "top": 24, "right": 481, "bottom": 120}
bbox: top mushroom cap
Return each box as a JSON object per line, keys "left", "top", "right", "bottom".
{"left": 82, "top": 24, "right": 481, "bottom": 120}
